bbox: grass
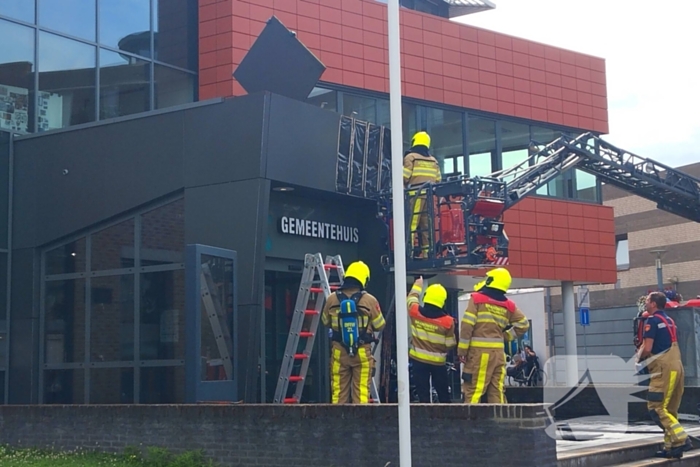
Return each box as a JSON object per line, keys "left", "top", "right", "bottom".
{"left": 0, "top": 446, "right": 217, "bottom": 467}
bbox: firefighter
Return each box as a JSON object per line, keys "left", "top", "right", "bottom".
{"left": 637, "top": 291, "right": 692, "bottom": 459}
{"left": 407, "top": 276, "right": 456, "bottom": 403}
{"left": 458, "top": 268, "right": 529, "bottom": 403}
{"left": 403, "top": 131, "right": 441, "bottom": 258}
{"left": 321, "top": 261, "right": 386, "bottom": 404}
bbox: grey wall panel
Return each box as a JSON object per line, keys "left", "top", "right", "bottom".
{"left": 13, "top": 110, "right": 190, "bottom": 248}
{"left": 184, "top": 178, "right": 269, "bottom": 307}
{"left": 553, "top": 305, "right": 640, "bottom": 368}
{"left": 184, "top": 94, "right": 266, "bottom": 188}
{"left": 10, "top": 248, "right": 37, "bottom": 320}
{"left": 9, "top": 248, "right": 40, "bottom": 404}
{"left": 265, "top": 94, "right": 341, "bottom": 192}
{"left": 185, "top": 179, "right": 270, "bottom": 403}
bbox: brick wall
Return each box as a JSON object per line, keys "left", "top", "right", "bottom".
{"left": 0, "top": 404, "right": 556, "bottom": 467}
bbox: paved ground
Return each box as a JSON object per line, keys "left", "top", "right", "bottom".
{"left": 556, "top": 420, "right": 700, "bottom": 454}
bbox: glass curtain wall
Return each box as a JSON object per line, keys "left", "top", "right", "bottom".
{"left": 309, "top": 85, "right": 601, "bottom": 202}
{"left": 40, "top": 197, "right": 185, "bottom": 404}
{"left": 0, "top": 0, "right": 197, "bottom": 134}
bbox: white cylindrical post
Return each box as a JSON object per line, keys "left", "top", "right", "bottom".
{"left": 561, "top": 281, "right": 579, "bottom": 386}
{"left": 387, "top": 0, "right": 412, "bottom": 465}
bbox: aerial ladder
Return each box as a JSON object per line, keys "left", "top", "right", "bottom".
{"left": 378, "top": 132, "right": 700, "bottom": 273}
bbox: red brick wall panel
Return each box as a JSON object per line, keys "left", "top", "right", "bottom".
{"left": 200, "top": 0, "right": 608, "bottom": 132}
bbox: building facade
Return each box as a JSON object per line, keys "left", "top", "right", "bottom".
{"left": 0, "top": 0, "right": 619, "bottom": 405}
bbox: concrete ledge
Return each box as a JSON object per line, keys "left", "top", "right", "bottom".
{"left": 0, "top": 404, "right": 557, "bottom": 467}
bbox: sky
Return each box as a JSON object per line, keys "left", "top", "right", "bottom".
{"left": 455, "top": 0, "right": 700, "bottom": 168}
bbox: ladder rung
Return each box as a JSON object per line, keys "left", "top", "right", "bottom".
{"left": 299, "top": 331, "right": 314, "bottom": 338}
{"left": 324, "top": 264, "right": 339, "bottom": 269}
{"left": 289, "top": 376, "right": 304, "bottom": 382}
{"left": 309, "top": 286, "right": 340, "bottom": 294}
{"left": 293, "top": 353, "right": 308, "bottom": 360}
{"left": 284, "top": 397, "right": 299, "bottom": 404}
{"left": 304, "top": 310, "right": 319, "bottom": 315}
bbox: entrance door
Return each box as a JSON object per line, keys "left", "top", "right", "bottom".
{"left": 264, "top": 271, "right": 329, "bottom": 403}
{"left": 185, "top": 245, "right": 238, "bottom": 402}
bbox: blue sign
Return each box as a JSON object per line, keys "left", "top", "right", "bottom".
{"left": 580, "top": 307, "right": 590, "bottom": 326}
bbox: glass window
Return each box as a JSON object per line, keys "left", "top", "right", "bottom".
{"left": 343, "top": 93, "right": 376, "bottom": 123}
{"left": 500, "top": 121, "right": 530, "bottom": 175}
{"left": 154, "top": 64, "right": 194, "bottom": 110}
{"left": 44, "top": 279, "right": 86, "bottom": 364}
{"left": 0, "top": 1, "right": 35, "bottom": 23}
{"left": 402, "top": 102, "right": 418, "bottom": 150}
{"left": 616, "top": 235, "right": 629, "bottom": 270}
{"left": 468, "top": 116, "right": 495, "bottom": 176}
{"left": 576, "top": 169, "right": 598, "bottom": 202}
{"left": 442, "top": 156, "right": 465, "bottom": 176}
{"left": 100, "top": 49, "right": 150, "bottom": 119}
{"left": 39, "top": 0, "right": 96, "bottom": 41}
{"left": 140, "top": 366, "right": 185, "bottom": 403}
{"left": 0, "top": 19, "right": 34, "bottom": 133}
{"left": 44, "top": 369, "right": 84, "bottom": 404}
{"left": 99, "top": 0, "right": 151, "bottom": 56}
{"left": 532, "top": 126, "right": 565, "bottom": 196}
{"left": 38, "top": 32, "right": 96, "bottom": 131}
{"left": 307, "top": 87, "right": 336, "bottom": 112}
{"left": 91, "top": 219, "right": 135, "bottom": 271}
{"left": 45, "top": 238, "right": 87, "bottom": 276}
{"left": 140, "top": 270, "right": 185, "bottom": 360}
{"left": 376, "top": 98, "right": 390, "bottom": 128}
{"left": 90, "top": 275, "right": 135, "bottom": 362}
{"left": 141, "top": 199, "right": 185, "bottom": 266}
{"left": 90, "top": 368, "right": 134, "bottom": 403}
{"left": 154, "top": 0, "right": 197, "bottom": 70}
{"left": 426, "top": 107, "right": 462, "bottom": 171}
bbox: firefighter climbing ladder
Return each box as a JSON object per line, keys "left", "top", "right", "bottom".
{"left": 274, "top": 253, "right": 380, "bottom": 404}
{"left": 200, "top": 262, "right": 233, "bottom": 380}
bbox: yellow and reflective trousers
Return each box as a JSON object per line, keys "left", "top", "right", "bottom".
{"left": 407, "top": 188, "right": 430, "bottom": 256}
{"left": 461, "top": 345, "right": 507, "bottom": 404}
{"left": 647, "top": 343, "right": 688, "bottom": 449}
{"left": 330, "top": 342, "right": 374, "bottom": 404}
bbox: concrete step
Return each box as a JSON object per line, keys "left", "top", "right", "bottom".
{"left": 558, "top": 436, "right": 700, "bottom": 467}
{"left": 558, "top": 437, "right": 662, "bottom": 467}
{"left": 613, "top": 449, "right": 700, "bottom": 466}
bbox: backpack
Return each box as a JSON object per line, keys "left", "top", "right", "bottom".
{"left": 336, "top": 290, "right": 367, "bottom": 357}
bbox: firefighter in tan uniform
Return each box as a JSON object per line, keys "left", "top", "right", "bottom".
{"left": 403, "top": 131, "right": 441, "bottom": 258}
{"left": 407, "top": 277, "right": 456, "bottom": 403}
{"left": 321, "top": 261, "right": 386, "bottom": 404}
{"left": 458, "top": 268, "right": 529, "bottom": 403}
{"left": 637, "top": 291, "right": 692, "bottom": 459}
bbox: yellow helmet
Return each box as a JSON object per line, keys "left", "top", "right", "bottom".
{"left": 344, "top": 261, "right": 370, "bottom": 288}
{"left": 411, "top": 131, "right": 431, "bottom": 149}
{"left": 423, "top": 283, "right": 447, "bottom": 309}
{"left": 473, "top": 268, "right": 512, "bottom": 293}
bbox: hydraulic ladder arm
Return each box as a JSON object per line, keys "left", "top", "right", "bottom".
{"left": 496, "top": 132, "right": 700, "bottom": 222}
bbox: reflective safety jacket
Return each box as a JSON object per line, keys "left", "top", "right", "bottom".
{"left": 457, "top": 292, "right": 529, "bottom": 355}
{"left": 322, "top": 288, "right": 386, "bottom": 345}
{"left": 403, "top": 149, "right": 441, "bottom": 187}
{"left": 407, "top": 284, "right": 456, "bottom": 365}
